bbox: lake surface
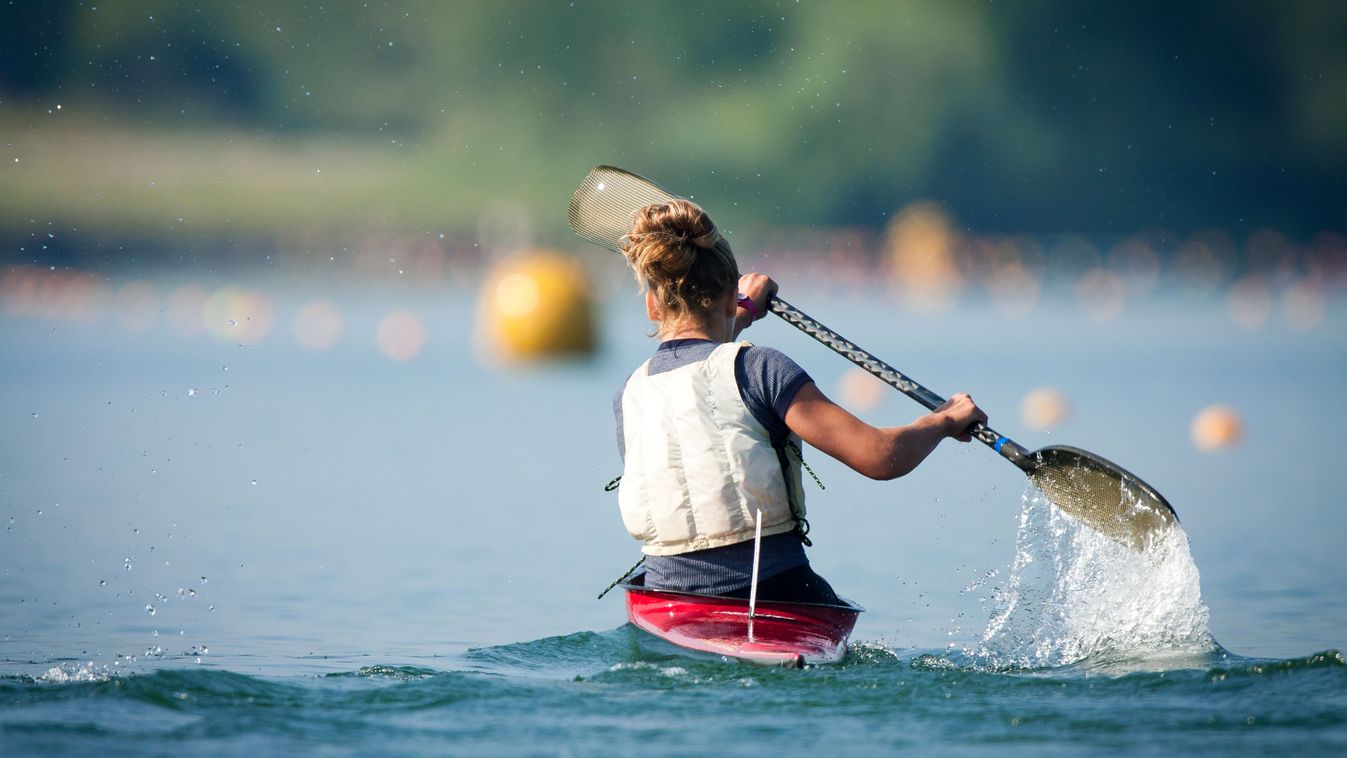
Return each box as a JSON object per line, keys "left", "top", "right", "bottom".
{"left": 2, "top": 267, "right": 1344, "bottom": 754}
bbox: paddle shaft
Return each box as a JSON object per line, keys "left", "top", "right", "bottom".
{"left": 767, "top": 297, "right": 1035, "bottom": 473}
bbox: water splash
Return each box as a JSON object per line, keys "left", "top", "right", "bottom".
{"left": 36, "top": 662, "right": 117, "bottom": 684}
{"left": 974, "top": 486, "right": 1215, "bottom": 670}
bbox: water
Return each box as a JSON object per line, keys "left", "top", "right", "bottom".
{"left": 976, "top": 489, "right": 1213, "bottom": 670}
{"left": 2, "top": 275, "right": 1345, "bottom": 753}
{"left": 6, "top": 642, "right": 1344, "bottom": 754}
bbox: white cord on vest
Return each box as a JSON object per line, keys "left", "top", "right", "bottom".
{"left": 748, "top": 507, "right": 763, "bottom": 640}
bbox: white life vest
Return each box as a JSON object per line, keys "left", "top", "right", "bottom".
{"left": 618, "top": 341, "right": 806, "bottom": 556}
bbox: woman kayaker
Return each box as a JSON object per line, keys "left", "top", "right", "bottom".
{"left": 615, "top": 198, "right": 987, "bottom": 604}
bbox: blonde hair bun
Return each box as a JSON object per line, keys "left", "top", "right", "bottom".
{"left": 620, "top": 198, "right": 739, "bottom": 321}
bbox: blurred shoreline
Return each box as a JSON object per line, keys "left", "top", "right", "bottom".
{"left": 4, "top": 215, "right": 1341, "bottom": 342}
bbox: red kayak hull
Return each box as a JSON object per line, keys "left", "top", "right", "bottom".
{"left": 622, "top": 582, "right": 862, "bottom": 667}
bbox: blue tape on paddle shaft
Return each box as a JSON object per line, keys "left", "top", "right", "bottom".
{"left": 994, "top": 436, "right": 1008, "bottom": 453}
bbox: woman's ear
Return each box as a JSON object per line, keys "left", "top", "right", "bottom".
{"left": 645, "top": 290, "right": 660, "bottom": 322}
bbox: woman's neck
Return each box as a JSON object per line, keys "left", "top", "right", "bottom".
{"left": 658, "top": 323, "right": 722, "bottom": 343}
{"left": 650, "top": 290, "right": 740, "bottom": 343}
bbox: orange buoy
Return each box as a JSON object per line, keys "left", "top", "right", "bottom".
{"left": 1191, "top": 405, "right": 1243, "bottom": 451}
{"left": 1020, "top": 387, "right": 1070, "bottom": 430}
{"left": 837, "top": 367, "right": 887, "bottom": 412}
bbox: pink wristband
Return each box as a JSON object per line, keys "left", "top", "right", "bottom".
{"left": 736, "top": 294, "right": 760, "bottom": 321}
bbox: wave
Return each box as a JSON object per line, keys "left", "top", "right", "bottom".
{"left": 3, "top": 645, "right": 1341, "bottom": 754}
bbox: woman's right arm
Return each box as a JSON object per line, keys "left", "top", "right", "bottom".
{"left": 783, "top": 382, "right": 986, "bottom": 480}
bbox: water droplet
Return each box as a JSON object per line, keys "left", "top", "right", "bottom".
{"left": 227, "top": 319, "right": 237, "bottom": 327}
{"left": 187, "top": 388, "right": 198, "bottom": 397}
{"left": 250, "top": 480, "right": 258, "bottom": 487}
{"left": 200, "top": 576, "right": 207, "bottom": 584}
{"left": 99, "top": 579, "right": 106, "bottom": 586}
{"left": 133, "top": 528, "right": 139, "bottom": 535}
{"left": 31, "top": 412, "right": 38, "bottom": 419}
{"left": 145, "top": 604, "right": 156, "bottom": 616}
{"left": 221, "top": 365, "right": 229, "bottom": 372}
{"left": 188, "top": 588, "right": 196, "bottom": 597}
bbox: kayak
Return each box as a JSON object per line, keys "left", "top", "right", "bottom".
{"left": 621, "top": 574, "right": 863, "bottom": 667}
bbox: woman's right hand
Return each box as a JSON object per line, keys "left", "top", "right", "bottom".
{"left": 736, "top": 273, "right": 778, "bottom": 321}
{"left": 933, "top": 393, "right": 986, "bottom": 442}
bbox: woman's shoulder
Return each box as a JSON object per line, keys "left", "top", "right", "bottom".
{"left": 736, "top": 343, "right": 812, "bottom": 424}
{"left": 739, "top": 343, "right": 808, "bottom": 378}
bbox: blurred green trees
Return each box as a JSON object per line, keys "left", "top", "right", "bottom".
{"left": 1, "top": 0, "right": 1343, "bottom": 240}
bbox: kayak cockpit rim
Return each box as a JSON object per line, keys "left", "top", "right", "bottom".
{"left": 619, "top": 572, "right": 865, "bottom": 614}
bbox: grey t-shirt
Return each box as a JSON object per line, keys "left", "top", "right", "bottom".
{"left": 614, "top": 339, "right": 814, "bottom": 594}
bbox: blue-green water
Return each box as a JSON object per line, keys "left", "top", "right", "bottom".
{"left": 3, "top": 272, "right": 1345, "bottom": 754}
{"left": 6, "top": 640, "right": 1345, "bottom": 755}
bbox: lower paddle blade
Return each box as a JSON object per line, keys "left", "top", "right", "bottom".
{"left": 1027, "top": 445, "right": 1179, "bottom": 551}
{"left": 568, "top": 165, "right": 679, "bottom": 253}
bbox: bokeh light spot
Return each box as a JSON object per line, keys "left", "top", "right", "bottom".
{"left": 1227, "top": 275, "right": 1273, "bottom": 329}
{"left": 1074, "top": 268, "right": 1127, "bottom": 320}
{"left": 294, "top": 300, "right": 343, "bottom": 350}
{"left": 377, "top": 310, "right": 426, "bottom": 361}
{"left": 203, "top": 288, "right": 275, "bottom": 344}
{"left": 1282, "top": 279, "right": 1326, "bottom": 331}
{"left": 495, "top": 272, "right": 542, "bottom": 320}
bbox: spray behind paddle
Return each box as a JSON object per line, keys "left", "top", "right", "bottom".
{"left": 973, "top": 486, "right": 1216, "bottom": 670}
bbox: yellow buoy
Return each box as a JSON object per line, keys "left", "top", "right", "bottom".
{"left": 1191, "top": 405, "right": 1243, "bottom": 451}
{"left": 1020, "top": 387, "right": 1070, "bottom": 430}
{"left": 883, "top": 201, "right": 964, "bottom": 311}
{"left": 478, "top": 250, "right": 596, "bottom": 363}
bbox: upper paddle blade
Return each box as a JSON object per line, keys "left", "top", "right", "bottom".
{"left": 568, "top": 165, "right": 679, "bottom": 253}
{"left": 1028, "top": 445, "right": 1179, "bottom": 551}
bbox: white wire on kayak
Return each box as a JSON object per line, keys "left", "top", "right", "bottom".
{"left": 748, "top": 507, "right": 764, "bottom": 639}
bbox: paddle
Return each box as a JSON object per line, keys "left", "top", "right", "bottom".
{"left": 568, "top": 165, "right": 1180, "bottom": 551}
